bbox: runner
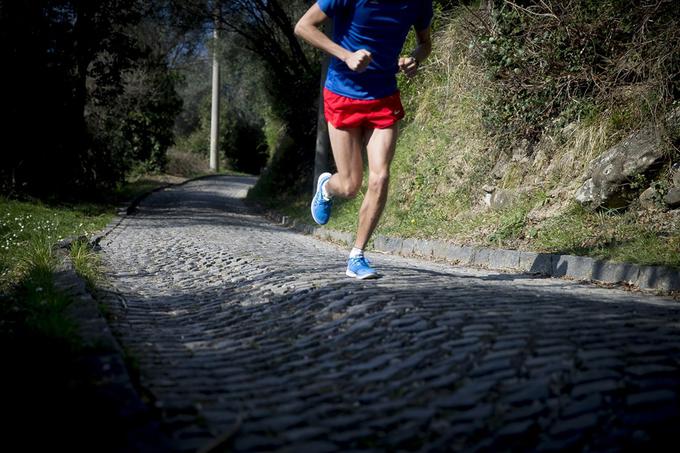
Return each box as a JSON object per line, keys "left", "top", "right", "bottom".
{"left": 295, "top": 0, "right": 433, "bottom": 279}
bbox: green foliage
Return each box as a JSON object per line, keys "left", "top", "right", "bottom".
{"left": 70, "top": 239, "right": 102, "bottom": 291}
{"left": 174, "top": 96, "right": 268, "bottom": 175}
{"left": 0, "top": 198, "right": 112, "bottom": 292}
{"left": 123, "top": 70, "right": 183, "bottom": 172}
{"left": 476, "top": 0, "right": 680, "bottom": 151}
{"left": 0, "top": 0, "right": 183, "bottom": 198}
{"left": 222, "top": 114, "right": 269, "bottom": 175}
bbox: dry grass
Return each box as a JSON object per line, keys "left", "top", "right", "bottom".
{"left": 303, "top": 6, "right": 680, "bottom": 268}
{"left": 165, "top": 148, "right": 212, "bottom": 178}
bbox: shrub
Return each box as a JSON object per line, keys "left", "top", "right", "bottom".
{"left": 475, "top": 0, "right": 680, "bottom": 151}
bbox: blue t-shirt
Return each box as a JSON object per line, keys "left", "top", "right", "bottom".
{"left": 317, "top": 0, "right": 433, "bottom": 100}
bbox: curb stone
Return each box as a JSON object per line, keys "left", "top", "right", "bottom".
{"left": 263, "top": 211, "right": 680, "bottom": 294}
{"left": 52, "top": 247, "right": 172, "bottom": 452}
{"left": 51, "top": 173, "right": 229, "bottom": 451}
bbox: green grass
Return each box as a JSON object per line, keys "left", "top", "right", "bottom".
{"left": 70, "top": 239, "right": 103, "bottom": 291}
{"left": 0, "top": 197, "right": 113, "bottom": 292}
{"left": 275, "top": 188, "right": 679, "bottom": 269}
{"left": 0, "top": 171, "right": 190, "bottom": 342}
{"left": 534, "top": 204, "right": 680, "bottom": 268}
{"left": 0, "top": 197, "right": 112, "bottom": 370}
{"left": 255, "top": 7, "right": 680, "bottom": 270}
{"left": 0, "top": 159, "right": 223, "bottom": 337}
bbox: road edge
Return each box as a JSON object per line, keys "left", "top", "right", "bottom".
{"left": 261, "top": 210, "right": 680, "bottom": 295}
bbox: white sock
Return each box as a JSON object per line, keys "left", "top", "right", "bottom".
{"left": 321, "top": 181, "right": 332, "bottom": 201}
{"left": 349, "top": 247, "right": 364, "bottom": 258}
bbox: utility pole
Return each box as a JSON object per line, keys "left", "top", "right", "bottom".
{"left": 209, "top": 11, "right": 220, "bottom": 172}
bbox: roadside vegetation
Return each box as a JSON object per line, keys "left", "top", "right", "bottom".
{"left": 267, "top": 2, "right": 680, "bottom": 269}
{"left": 0, "top": 148, "right": 216, "bottom": 343}
{"left": 0, "top": 149, "right": 217, "bottom": 448}
{"left": 0, "top": 0, "right": 677, "bottom": 446}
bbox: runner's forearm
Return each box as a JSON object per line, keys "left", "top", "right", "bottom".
{"left": 408, "top": 25, "right": 433, "bottom": 66}
{"left": 409, "top": 40, "right": 432, "bottom": 65}
{"left": 295, "top": 20, "right": 351, "bottom": 63}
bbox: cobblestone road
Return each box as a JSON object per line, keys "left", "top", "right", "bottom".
{"left": 100, "top": 175, "right": 680, "bottom": 452}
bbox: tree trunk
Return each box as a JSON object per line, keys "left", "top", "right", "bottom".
{"left": 313, "top": 24, "right": 332, "bottom": 193}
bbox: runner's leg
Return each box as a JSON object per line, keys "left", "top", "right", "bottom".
{"left": 354, "top": 123, "right": 399, "bottom": 250}
{"left": 325, "top": 123, "right": 364, "bottom": 199}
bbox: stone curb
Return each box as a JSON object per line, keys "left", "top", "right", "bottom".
{"left": 50, "top": 174, "right": 231, "bottom": 451}
{"left": 263, "top": 211, "right": 680, "bottom": 293}
{"left": 52, "top": 247, "right": 172, "bottom": 451}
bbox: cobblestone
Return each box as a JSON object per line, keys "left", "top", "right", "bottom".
{"left": 98, "top": 176, "right": 680, "bottom": 451}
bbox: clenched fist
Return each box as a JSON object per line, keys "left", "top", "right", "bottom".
{"left": 398, "top": 56, "right": 419, "bottom": 77}
{"left": 344, "top": 49, "right": 372, "bottom": 73}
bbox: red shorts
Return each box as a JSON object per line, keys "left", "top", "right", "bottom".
{"left": 323, "top": 88, "right": 405, "bottom": 129}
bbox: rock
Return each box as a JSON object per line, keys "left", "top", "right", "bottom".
{"left": 483, "top": 193, "right": 493, "bottom": 207}
{"left": 482, "top": 185, "right": 495, "bottom": 207}
{"left": 639, "top": 187, "right": 658, "bottom": 210}
{"left": 574, "top": 179, "right": 595, "bottom": 205}
{"left": 485, "top": 188, "right": 518, "bottom": 210}
{"left": 574, "top": 126, "right": 663, "bottom": 209}
{"left": 673, "top": 165, "right": 680, "bottom": 187}
{"left": 664, "top": 187, "right": 680, "bottom": 208}
{"left": 512, "top": 139, "right": 531, "bottom": 163}
{"left": 491, "top": 154, "right": 510, "bottom": 180}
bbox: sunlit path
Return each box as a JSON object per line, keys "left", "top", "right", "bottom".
{"left": 100, "top": 175, "right": 680, "bottom": 452}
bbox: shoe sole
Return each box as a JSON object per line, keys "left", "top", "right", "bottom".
{"left": 311, "top": 172, "right": 332, "bottom": 225}
{"left": 346, "top": 269, "right": 379, "bottom": 280}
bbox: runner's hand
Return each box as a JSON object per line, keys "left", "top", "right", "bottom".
{"left": 344, "top": 49, "right": 372, "bottom": 72}
{"left": 399, "top": 56, "right": 418, "bottom": 77}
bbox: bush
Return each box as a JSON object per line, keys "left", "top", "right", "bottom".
{"left": 475, "top": 0, "right": 680, "bottom": 151}
{"left": 0, "top": 0, "right": 182, "bottom": 199}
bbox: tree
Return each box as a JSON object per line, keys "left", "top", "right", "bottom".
{"left": 171, "top": 0, "right": 321, "bottom": 193}
{"left": 0, "top": 0, "right": 184, "bottom": 197}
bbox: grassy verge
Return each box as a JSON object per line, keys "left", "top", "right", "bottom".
{"left": 1, "top": 148, "right": 240, "bottom": 352}
{"left": 0, "top": 149, "right": 226, "bottom": 448}
{"left": 1, "top": 149, "right": 223, "bottom": 345}
{"left": 259, "top": 183, "right": 679, "bottom": 269}
{"left": 0, "top": 197, "right": 113, "bottom": 448}
{"left": 251, "top": 7, "right": 680, "bottom": 270}
{"left": 0, "top": 197, "right": 113, "bottom": 292}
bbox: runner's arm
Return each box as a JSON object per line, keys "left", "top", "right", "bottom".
{"left": 294, "top": 3, "right": 372, "bottom": 72}
{"left": 399, "top": 27, "right": 432, "bottom": 77}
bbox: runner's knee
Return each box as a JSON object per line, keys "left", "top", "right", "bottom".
{"left": 368, "top": 171, "right": 389, "bottom": 194}
{"left": 333, "top": 175, "right": 361, "bottom": 198}
{"left": 344, "top": 178, "right": 362, "bottom": 198}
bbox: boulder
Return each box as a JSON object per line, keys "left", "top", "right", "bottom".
{"left": 482, "top": 185, "right": 519, "bottom": 210}
{"left": 574, "top": 126, "right": 663, "bottom": 209}
{"left": 664, "top": 187, "right": 680, "bottom": 209}
{"left": 491, "top": 189, "right": 518, "bottom": 209}
{"left": 639, "top": 187, "right": 658, "bottom": 210}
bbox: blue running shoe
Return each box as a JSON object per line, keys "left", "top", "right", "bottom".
{"left": 311, "top": 172, "right": 333, "bottom": 225}
{"left": 346, "top": 256, "right": 378, "bottom": 280}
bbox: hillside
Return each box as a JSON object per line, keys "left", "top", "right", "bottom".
{"left": 266, "top": 2, "right": 680, "bottom": 268}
